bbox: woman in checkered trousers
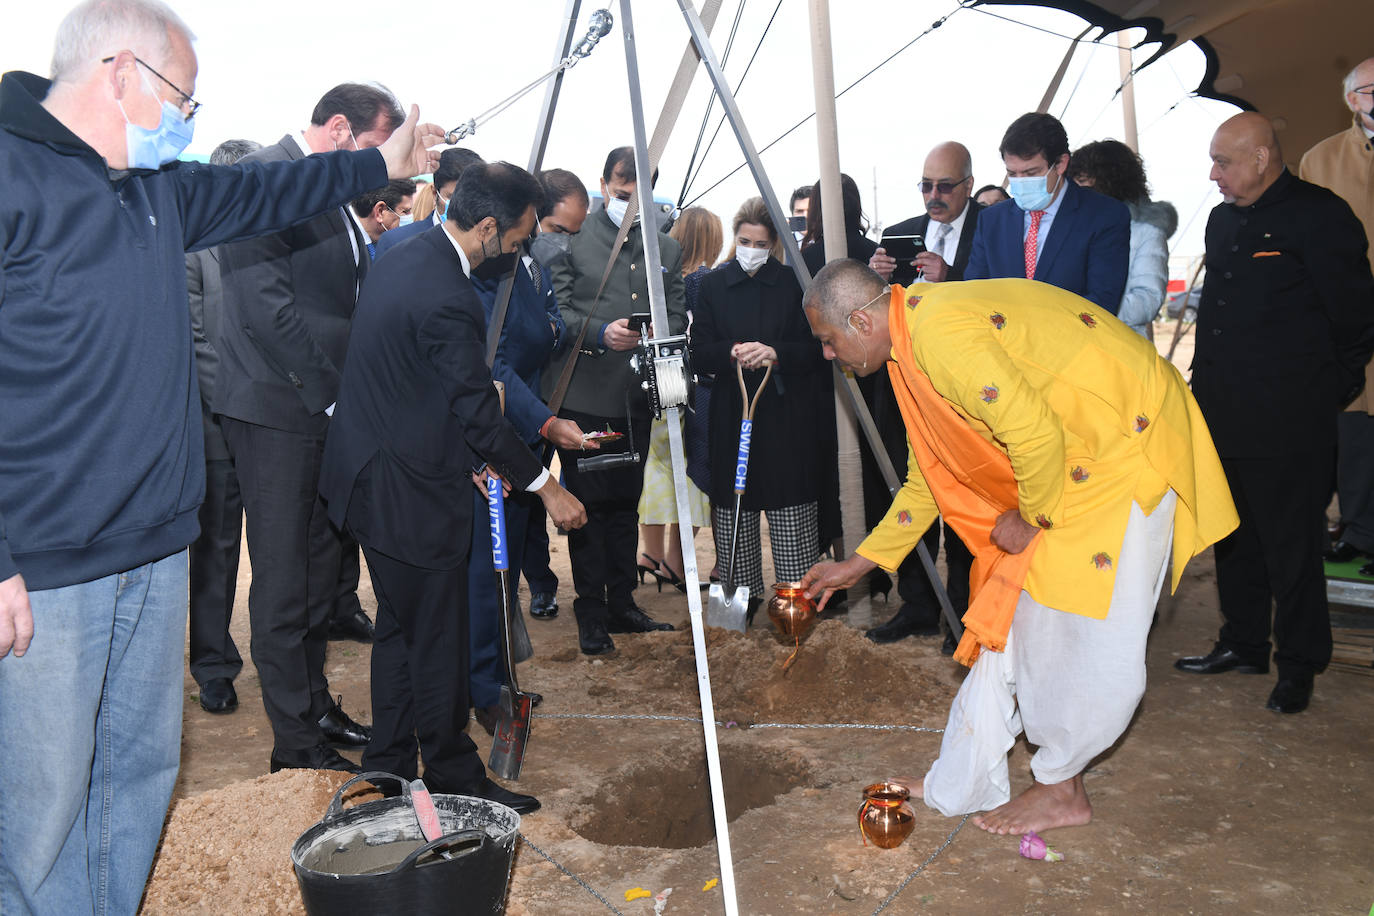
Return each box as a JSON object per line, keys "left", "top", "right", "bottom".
{"left": 690, "top": 197, "right": 829, "bottom": 620}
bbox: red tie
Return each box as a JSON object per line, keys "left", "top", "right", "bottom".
{"left": 1024, "top": 210, "right": 1044, "bottom": 280}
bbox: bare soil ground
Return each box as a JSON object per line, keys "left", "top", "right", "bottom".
{"left": 145, "top": 319, "right": 1374, "bottom": 915}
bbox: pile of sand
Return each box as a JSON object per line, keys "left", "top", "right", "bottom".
{"left": 142, "top": 770, "right": 361, "bottom": 915}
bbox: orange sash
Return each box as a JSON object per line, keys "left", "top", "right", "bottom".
{"left": 885, "top": 285, "right": 1041, "bottom": 666}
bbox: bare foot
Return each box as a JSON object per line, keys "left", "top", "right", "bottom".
{"left": 971, "top": 774, "right": 1092, "bottom": 835}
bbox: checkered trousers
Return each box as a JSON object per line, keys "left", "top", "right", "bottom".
{"left": 712, "top": 501, "right": 819, "bottom": 598}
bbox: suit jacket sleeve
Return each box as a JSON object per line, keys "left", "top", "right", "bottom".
{"left": 1082, "top": 202, "right": 1131, "bottom": 313}
{"left": 186, "top": 251, "right": 216, "bottom": 404}
{"left": 420, "top": 289, "right": 544, "bottom": 489}
{"left": 173, "top": 150, "right": 389, "bottom": 254}
{"left": 663, "top": 240, "right": 688, "bottom": 335}
{"left": 491, "top": 267, "right": 554, "bottom": 441}
{"left": 218, "top": 223, "right": 342, "bottom": 416}
{"left": 964, "top": 216, "right": 990, "bottom": 281}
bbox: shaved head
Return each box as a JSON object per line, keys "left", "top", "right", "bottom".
{"left": 922, "top": 140, "right": 974, "bottom": 223}
{"left": 1208, "top": 112, "right": 1284, "bottom": 207}
{"left": 803, "top": 259, "right": 888, "bottom": 328}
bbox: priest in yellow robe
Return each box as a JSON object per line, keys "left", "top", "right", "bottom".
{"left": 800, "top": 262, "right": 1237, "bottom": 835}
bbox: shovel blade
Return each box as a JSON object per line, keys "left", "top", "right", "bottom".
{"left": 486, "top": 685, "right": 532, "bottom": 781}
{"left": 706, "top": 583, "right": 750, "bottom": 633}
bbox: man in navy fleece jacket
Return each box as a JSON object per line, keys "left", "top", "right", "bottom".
{"left": 0, "top": 2, "right": 442, "bottom": 912}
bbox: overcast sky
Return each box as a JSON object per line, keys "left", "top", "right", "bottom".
{"left": 6, "top": 1, "right": 1249, "bottom": 265}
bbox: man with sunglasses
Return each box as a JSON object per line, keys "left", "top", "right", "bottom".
{"left": 864, "top": 142, "right": 984, "bottom": 649}
{"left": 0, "top": 2, "right": 442, "bottom": 912}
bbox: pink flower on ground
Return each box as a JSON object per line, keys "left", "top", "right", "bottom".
{"left": 1019, "top": 831, "right": 1064, "bottom": 862}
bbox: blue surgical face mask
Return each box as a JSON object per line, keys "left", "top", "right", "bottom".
{"left": 397, "top": 214, "right": 414, "bottom": 228}
{"left": 605, "top": 196, "right": 629, "bottom": 228}
{"left": 1007, "top": 169, "right": 1060, "bottom": 212}
{"left": 118, "top": 73, "right": 194, "bottom": 170}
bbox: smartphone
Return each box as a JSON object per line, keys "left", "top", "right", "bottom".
{"left": 629, "top": 312, "right": 652, "bottom": 335}
{"left": 787, "top": 215, "right": 807, "bottom": 233}
{"left": 882, "top": 234, "right": 927, "bottom": 285}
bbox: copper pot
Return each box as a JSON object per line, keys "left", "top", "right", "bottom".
{"left": 766, "top": 582, "right": 817, "bottom": 641}
{"left": 858, "top": 782, "right": 916, "bottom": 849}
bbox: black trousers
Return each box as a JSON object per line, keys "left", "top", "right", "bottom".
{"left": 1215, "top": 449, "right": 1334, "bottom": 677}
{"left": 1336, "top": 411, "right": 1374, "bottom": 553}
{"left": 220, "top": 417, "right": 340, "bottom": 750}
{"left": 556, "top": 407, "right": 651, "bottom": 621}
{"left": 896, "top": 519, "right": 972, "bottom": 628}
{"left": 359, "top": 545, "right": 486, "bottom": 792}
{"left": 333, "top": 532, "right": 365, "bottom": 620}
{"left": 188, "top": 454, "right": 244, "bottom": 686}
{"left": 521, "top": 498, "right": 559, "bottom": 595}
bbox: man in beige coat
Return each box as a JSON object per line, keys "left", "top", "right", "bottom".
{"left": 1301, "top": 56, "right": 1374, "bottom": 571}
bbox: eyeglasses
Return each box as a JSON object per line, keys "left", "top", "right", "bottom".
{"left": 920, "top": 176, "right": 972, "bottom": 195}
{"left": 101, "top": 54, "right": 201, "bottom": 120}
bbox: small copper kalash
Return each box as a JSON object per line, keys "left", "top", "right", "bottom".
{"left": 858, "top": 782, "right": 916, "bottom": 849}
{"left": 766, "top": 583, "right": 817, "bottom": 671}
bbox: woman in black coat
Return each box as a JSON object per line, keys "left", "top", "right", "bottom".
{"left": 691, "top": 197, "right": 827, "bottom": 608}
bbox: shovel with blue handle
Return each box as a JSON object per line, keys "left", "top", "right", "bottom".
{"left": 485, "top": 473, "right": 532, "bottom": 780}
{"left": 707, "top": 361, "right": 773, "bottom": 632}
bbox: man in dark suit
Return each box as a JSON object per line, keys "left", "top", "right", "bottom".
{"left": 319, "top": 162, "right": 587, "bottom": 812}
{"left": 1177, "top": 112, "right": 1374, "bottom": 714}
{"left": 215, "top": 83, "right": 405, "bottom": 774}
{"left": 186, "top": 138, "right": 260, "bottom": 716}
{"left": 862, "top": 141, "right": 985, "bottom": 646}
{"left": 966, "top": 112, "right": 1130, "bottom": 313}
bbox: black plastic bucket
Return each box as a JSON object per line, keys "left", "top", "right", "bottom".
{"left": 291, "top": 772, "right": 520, "bottom": 915}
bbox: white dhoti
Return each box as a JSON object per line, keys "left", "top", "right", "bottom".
{"left": 922, "top": 491, "right": 1177, "bottom": 816}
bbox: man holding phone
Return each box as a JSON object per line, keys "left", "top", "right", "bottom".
{"left": 871, "top": 141, "right": 984, "bottom": 285}
{"left": 864, "top": 141, "right": 985, "bottom": 648}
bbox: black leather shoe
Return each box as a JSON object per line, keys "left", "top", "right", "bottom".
{"left": 329, "top": 608, "right": 376, "bottom": 642}
{"left": 1324, "top": 540, "right": 1366, "bottom": 563}
{"left": 198, "top": 677, "right": 238, "bottom": 714}
{"left": 474, "top": 705, "right": 500, "bottom": 737}
{"left": 607, "top": 605, "right": 674, "bottom": 633}
{"left": 270, "top": 743, "right": 361, "bottom": 774}
{"left": 1265, "top": 672, "right": 1314, "bottom": 714}
{"left": 527, "top": 691, "right": 543, "bottom": 708}
{"left": 1360, "top": 559, "right": 1374, "bottom": 578}
{"left": 530, "top": 591, "right": 559, "bottom": 619}
{"left": 941, "top": 631, "right": 958, "bottom": 656}
{"left": 575, "top": 615, "right": 615, "bottom": 655}
{"left": 319, "top": 697, "right": 372, "bottom": 747}
{"left": 1174, "top": 644, "right": 1269, "bottom": 675}
{"left": 865, "top": 608, "right": 940, "bottom": 644}
{"left": 463, "top": 777, "right": 541, "bottom": 815}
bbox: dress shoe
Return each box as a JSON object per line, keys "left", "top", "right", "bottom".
{"left": 198, "top": 677, "right": 238, "bottom": 714}
{"left": 319, "top": 697, "right": 372, "bottom": 747}
{"left": 1265, "top": 672, "right": 1314, "bottom": 714}
{"left": 530, "top": 591, "right": 559, "bottom": 620}
{"left": 329, "top": 608, "right": 376, "bottom": 642}
{"left": 270, "top": 743, "right": 361, "bottom": 774}
{"left": 1360, "top": 559, "right": 1374, "bottom": 578}
{"left": 1173, "top": 643, "right": 1269, "bottom": 675}
{"left": 941, "top": 631, "right": 958, "bottom": 657}
{"left": 1324, "top": 540, "right": 1366, "bottom": 563}
{"left": 865, "top": 607, "right": 940, "bottom": 644}
{"left": 462, "top": 777, "right": 541, "bottom": 815}
{"left": 607, "top": 605, "right": 674, "bottom": 634}
{"left": 576, "top": 615, "right": 615, "bottom": 655}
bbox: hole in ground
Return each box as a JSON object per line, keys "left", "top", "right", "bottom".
{"left": 569, "top": 746, "right": 812, "bottom": 849}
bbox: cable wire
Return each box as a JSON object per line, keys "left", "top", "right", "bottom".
{"left": 683, "top": 2, "right": 964, "bottom": 208}
{"left": 676, "top": 0, "right": 751, "bottom": 208}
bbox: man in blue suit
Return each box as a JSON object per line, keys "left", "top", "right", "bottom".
{"left": 966, "top": 113, "right": 1130, "bottom": 312}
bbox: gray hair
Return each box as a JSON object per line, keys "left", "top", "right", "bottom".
{"left": 208, "top": 139, "right": 261, "bottom": 167}
{"left": 50, "top": 0, "right": 195, "bottom": 84}
{"left": 801, "top": 258, "right": 887, "bottom": 327}
{"left": 1344, "top": 63, "right": 1360, "bottom": 96}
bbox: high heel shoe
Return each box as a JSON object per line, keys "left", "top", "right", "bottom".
{"left": 638, "top": 553, "right": 664, "bottom": 586}
{"left": 657, "top": 561, "right": 687, "bottom": 593}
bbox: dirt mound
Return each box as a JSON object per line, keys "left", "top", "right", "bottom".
{"left": 571, "top": 619, "right": 956, "bottom": 726}
{"left": 142, "top": 769, "right": 363, "bottom": 915}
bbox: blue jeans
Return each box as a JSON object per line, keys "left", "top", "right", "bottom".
{"left": 0, "top": 551, "right": 188, "bottom": 915}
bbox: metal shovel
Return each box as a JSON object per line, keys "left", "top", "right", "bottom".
{"left": 707, "top": 362, "right": 773, "bottom": 632}
{"left": 485, "top": 475, "right": 532, "bottom": 780}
